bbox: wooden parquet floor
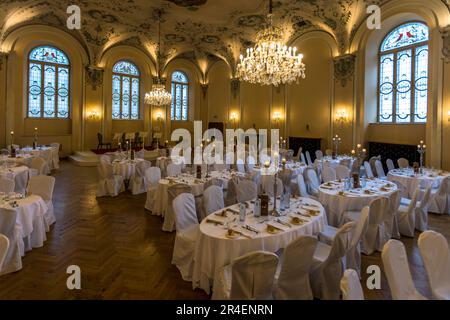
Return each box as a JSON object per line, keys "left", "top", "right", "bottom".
{"left": 0, "top": 160, "right": 448, "bottom": 300}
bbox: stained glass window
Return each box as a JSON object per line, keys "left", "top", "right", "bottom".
{"left": 378, "top": 22, "right": 429, "bottom": 123}
{"left": 171, "top": 71, "right": 189, "bottom": 121}
{"left": 112, "top": 60, "right": 140, "bottom": 120}
{"left": 27, "top": 46, "right": 70, "bottom": 118}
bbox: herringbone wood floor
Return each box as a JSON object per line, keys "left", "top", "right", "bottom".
{"left": 0, "top": 160, "right": 448, "bottom": 299}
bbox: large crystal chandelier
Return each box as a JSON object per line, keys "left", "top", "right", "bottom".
{"left": 236, "top": 0, "right": 306, "bottom": 86}
{"left": 145, "top": 10, "right": 172, "bottom": 106}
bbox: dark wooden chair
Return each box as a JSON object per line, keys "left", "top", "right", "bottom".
{"left": 97, "top": 133, "right": 112, "bottom": 150}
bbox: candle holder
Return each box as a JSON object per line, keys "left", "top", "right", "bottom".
{"left": 417, "top": 140, "right": 426, "bottom": 174}
{"left": 332, "top": 135, "right": 341, "bottom": 158}
{"left": 33, "top": 127, "right": 38, "bottom": 150}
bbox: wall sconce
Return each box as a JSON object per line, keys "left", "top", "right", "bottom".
{"left": 89, "top": 110, "right": 100, "bottom": 120}
{"left": 335, "top": 109, "right": 348, "bottom": 124}
{"left": 155, "top": 111, "right": 163, "bottom": 121}
{"left": 272, "top": 111, "right": 282, "bottom": 128}
{"left": 229, "top": 112, "right": 238, "bottom": 128}
{"left": 447, "top": 110, "right": 450, "bottom": 122}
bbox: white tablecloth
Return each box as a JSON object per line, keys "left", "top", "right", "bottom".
{"left": 112, "top": 158, "right": 145, "bottom": 180}
{"left": 0, "top": 165, "right": 30, "bottom": 193}
{"left": 388, "top": 169, "right": 449, "bottom": 198}
{"left": 318, "top": 178, "right": 397, "bottom": 226}
{"left": 192, "top": 197, "right": 326, "bottom": 294}
{"left": 315, "top": 156, "right": 354, "bottom": 169}
{"left": 20, "top": 147, "right": 53, "bottom": 173}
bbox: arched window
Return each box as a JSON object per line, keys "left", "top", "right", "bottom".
{"left": 378, "top": 22, "right": 429, "bottom": 123}
{"left": 27, "top": 46, "right": 70, "bottom": 118}
{"left": 112, "top": 60, "right": 140, "bottom": 120}
{"left": 171, "top": 71, "right": 189, "bottom": 121}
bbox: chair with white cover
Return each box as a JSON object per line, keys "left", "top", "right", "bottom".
{"left": 322, "top": 166, "right": 336, "bottom": 183}
{"left": 325, "top": 149, "right": 333, "bottom": 157}
{"left": 171, "top": 193, "right": 199, "bottom": 281}
{"left": 427, "top": 176, "right": 450, "bottom": 215}
{"left": 202, "top": 185, "right": 224, "bottom": 219}
{"left": 163, "top": 184, "right": 193, "bottom": 232}
{"left": 293, "top": 147, "right": 302, "bottom": 162}
{"left": 212, "top": 251, "right": 279, "bottom": 300}
{"left": 29, "top": 157, "right": 47, "bottom": 177}
{"left": 363, "top": 161, "right": 374, "bottom": 178}
{"left": 397, "top": 188, "right": 419, "bottom": 237}
{"left": 96, "top": 163, "right": 124, "bottom": 197}
{"left": 386, "top": 159, "right": 395, "bottom": 172}
{"left": 236, "top": 180, "right": 258, "bottom": 203}
{"left": 335, "top": 165, "right": 350, "bottom": 180}
{"left": 303, "top": 168, "right": 320, "bottom": 197}
{"left": 27, "top": 175, "right": 56, "bottom": 231}
{"left": 300, "top": 152, "right": 307, "bottom": 165}
{"left": 305, "top": 151, "right": 313, "bottom": 166}
{"left": 144, "top": 167, "right": 162, "bottom": 212}
{"left": 166, "top": 163, "right": 182, "bottom": 177}
{"left": 384, "top": 190, "right": 401, "bottom": 240}
{"left": 224, "top": 177, "right": 240, "bottom": 206}
{"left": 411, "top": 185, "right": 432, "bottom": 232}
{"left": 397, "top": 158, "right": 409, "bottom": 169}
{"left": 260, "top": 176, "right": 283, "bottom": 198}
{"left": 315, "top": 150, "right": 323, "bottom": 160}
{"left": 274, "top": 236, "right": 317, "bottom": 300}
{"left": 374, "top": 160, "right": 386, "bottom": 179}
{"left": 0, "top": 234, "right": 9, "bottom": 273}
{"left": 392, "top": 180, "right": 408, "bottom": 199}
{"left": 0, "top": 178, "right": 15, "bottom": 193}
{"left": 100, "top": 154, "right": 111, "bottom": 164}
{"left": 340, "top": 269, "right": 364, "bottom": 300}
{"left": 382, "top": 240, "right": 427, "bottom": 300}
{"left": 236, "top": 159, "right": 246, "bottom": 174}
{"left": 319, "top": 207, "right": 369, "bottom": 277}
{"left": 135, "top": 149, "right": 145, "bottom": 159}
{"left": 339, "top": 159, "right": 352, "bottom": 169}
{"left": 50, "top": 143, "right": 60, "bottom": 170}
{"left": 246, "top": 155, "right": 256, "bottom": 172}
{"left": 309, "top": 221, "right": 355, "bottom": 300}
{"left": 0, "top": 208, "right": 23, "bottom": 275}
{"left": 130, "top": 160, "right": 151, "bottom": 195}
{"left": 297, "top": 174, "right": 313, "bottom": 198}
{"left": 418, "top": 231, "right": 450, "bottom": 300}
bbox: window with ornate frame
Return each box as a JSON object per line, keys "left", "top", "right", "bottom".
{"left": 112, "top": 60, "right": 140, "bottom": 120}
{"left": 378, "top": 22, "right": 429, "bottom": 123}
{"left": 27, "top": 46, "right": 70, "bottom": 118}
{"left": 171, "top": 71, "right": 189, "bottom": 121}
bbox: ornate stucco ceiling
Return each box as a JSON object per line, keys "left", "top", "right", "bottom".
{"left": 0, "top": 0, "right": 448, "bottom": 75}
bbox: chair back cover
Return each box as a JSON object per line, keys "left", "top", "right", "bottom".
{"left": 300, "top": 153, "right": 306, "bottom": 164}
{"left": 167, "top": 163, "right": 182, "bottom": 177}
{"left": 145, "top": 167, "right": 161, "bottom": 187}
{"left": 203, "top": 185, "right": 225, "bottom": 216}
{"left": 304, "top": 168, "right": 320, "bottom": 192}
{"left": 382, "top": 240, "right": 425, "bottom": 300}
{"left": 327, "top": 222, "right": 355, "bottom": 262}
{"left": 418, "top": 230, "right": 450, "bottom": 300}
{"left": 172, "top": 193, "right": 198, "bottom": 232}
{"left": 296, "top": 174, "right": 309, "bottom": 197}
{"left": 305, "top": 151, "right": 313, "bottom": 166}
{"left": 204, "top": 178, "right": 224, "bottom": 190}
{"left": 419, "top": 186, "right": 432, "bottom": 210}
{"left": 375, "top": 160, "right": 386, "bottom": 178}
{"left": 98, "top": 163, "right": 114, "bottom": 180}
{"left": 135, "top": 160, "right": 150, "bottom": 177}
{"left": 0, "top": 233, "right": 9, "bottom": 272}
{"left": 322, "top": 166, "right": 336, "bottom": 183}
{"left": 0, "top": 208, "right": 18, "bottom": 273}
{"left": 335, "top": 165, "right": 350, "bottom": 180}
{"left": 236, "top": 180, "right": 258, "bottom": 203}
{"left": 293, "top": 147, "right": 302, "bottom": 162}
{"left": 31, "top": 157, "right": 46, "bottom": 175}
{"left": 437, "top": 176, "right": 450, "bottom": 196}
{"left": 339, "top": 159, "right": 351, "bottom": 168}
{"left": 340, "top": 269, "right": 364, "bottom": 300}
{"left": 397, "top": 158, "right": 409, "bottom": 169}
{"left": 247, "top": 156, "right": 256, "bottom": 171}
{"left": 27, "top": 175, "right": 55, "bottom": 202}
{"left": 230, "top": 251, "right": 279, "bottom": 300}
{"left": 260, "top": 176, "right": 283, "bottom": 198}
{"left": 0, "top": 178, "right": 15, "bottom": 193}
{"left": 386, "top": 159, "right": 395, "bottom": 172}
{"left": 236, "top": 159, "right": 246, "bottom": 174}
{"left": 276, "top": 236, "right": 317, "bottom": 299}
{"left": 278, "top": 169, "right": 293, "bottom": 189}
{"left": 350, "top": 206, "right": 369, "bottom": 249}
{"left": 315, "top": 150, "right": 323, "bottom": 160}
{"left": 135, "top": 149, "right": 145, "bottom": 159}
{"left": 363, "top": 161, "right": 374, "bottom": 178}
{"left": 100, "top": 155, "right": 111, "bottom": 164}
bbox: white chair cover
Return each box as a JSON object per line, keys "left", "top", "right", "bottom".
{"left": 310, "top": 222, "right": 355, "bottom": 300}
{"left": 418, "top": 231, "right": 450, "bottom": 300}
{"left": 100, "top": 155, "right": 111, "bottom": 164}
{"left": 236, "top": 180, "right": 258, "bottom": 203}
{"left": 260, "top": 176, "right": 283, "bottom": 198}
{"left": 166, "top": 163, "right": 182, "bottom": 177}
{"left": 360, "top": 197, "right": 388, "bottom": 255}
{"left": 13, "top": 169, "right": 29, "bottom": 194}
{"left": 427, "top": 176, "right": 449, "bottom": 215}
{"left": 363, "top": 161, "right": 374, "bottom": 178}
{"left": 415, "top": 186, "right": 432, "bottom": 232}
{"left": 212, "top": 251, "right": 279, "bottom": 300}
{"left": 130, "top": 160, "right": 151, "bottom": 195}
{"left": 293, "top": 147, "right": 302, "bottom": 162}
{"left": 224, "top": 177, "right": 240, "bottom": 206}
{"left": 202, "top": 185, "right": 224, "bottom": 219}
{"left": 0, "top": 178, "right": 15, "bottom": 193}
{"left": 27, "top": 175, "right": 56, "bottom": 231}
{"left": 50, "top": 143, "right": 60, "bottom": 170}
{"left": 296, "top": 174, "right": 311, "bottom": 198}
{"left": 163, "top": 184, "right": 193, "bottom": 232}
{"left": 274, "top": 236, "right": 317, "bottom": 300}
{"left": 384, "top": 190, "right": 401, "bottom": 240}
{"left": 322, "top": 166, "right": 336, "bottom": 183}
{"left": 171, "top": 193, "right": 199, "bottom": 281}
{"left": 335, "top": 165, "right": 350, "bottom": 180}
{"left": 96, "top": 163, "right": 124, "bottom": 197}
{"left": 0, "top": 234, "right": 9, "bottom": 272}
{"left": 303, "top": 168, "right": 320, "bottom": 196}
{"left": 382, "top": 240, "right": 427, "bottom": 300}
{"left": 305, "top": 151, "right": 313, "bottom": 166}
{"left": 30, "top": 157, "right": 47, "bottom": 177}
{"left": 397, "top": 158, "right": 409, "bottom": 169}
{"left": 145, "top": 167, "right": 162, "bottom": 212}
{"left": 397, "top": 188, "right": 419, "bottom": 237}
{"left": 315, "top": 150, "right": 323, "bottom": 160}
{"left": 246, "top": 155, "right": 256, "bottom": 172}
{"left": 0, "top": 208, "right": 23, "bottom": 275}
{"left": 135, "top": 149, "right": 145, "bottom": 159}
{"left": 374, "top": 160, "right": 386, "bottom": 178}
{"left": 340, "top": 269, "right": 364, "bottom": 300}
{"left": 236, "top": 159, "right": 246, "bottom": 174}
{"left": 339, "top": 159, "right": 352, "bottom": 168}
{"left": 393, "top": 180, "right": 409, "bottom": 199}
{"left": 386, "top": 159, "right": 395, "bottom": 172}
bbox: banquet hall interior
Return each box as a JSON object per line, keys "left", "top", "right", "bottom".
{"left": 0, "top": 0, "right": 449, "bottom": 301}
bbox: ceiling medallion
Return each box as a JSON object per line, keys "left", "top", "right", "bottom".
{"left": 236, "top": 0, "right": 306, "bottom": 87}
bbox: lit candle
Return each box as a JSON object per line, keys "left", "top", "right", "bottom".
{"left": 417, "top": 145, "right": 421, "bottom": 149}
{"left": 357, "top": 144, "right": 361, "bottom": 148}
{"left": 34, "top": 127, "right": 38, "bottom": 131}
{"left": 362, "top": 148, "right": 366, "bottom": 153}
{"left": 420, "top": 140, "right": 424, "bottom": 144}
{"left": 264, "top": 160, "right": 270, "bottom": 168}
{"left": 351, "top": 149, "right": 355, "bottom": 155}
{"left": 423, "top": 145, "right": 426, "bottom": 149}
{"left": 282, "top": 158, "right": 287, "bottom": 165}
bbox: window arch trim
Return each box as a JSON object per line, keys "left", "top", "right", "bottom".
{"left": 171, "top": 70, "right": 189, "bottom": 121}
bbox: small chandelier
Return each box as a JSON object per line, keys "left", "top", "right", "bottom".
{"left": 145, "top": 10, "right": 172, "bottom": 106}
{"left": 236, "top": 0, "right": 306, "bottom": 86}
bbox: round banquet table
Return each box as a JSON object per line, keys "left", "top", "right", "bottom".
{"left": 0, "top": 154, "right": 34, "bottom": 167}
{"left": 318, "top": 178, "right": 398, "bottom": 227}
{"left": 252, "top": 161, "right": 307, "bottom": 177}
{"left": 315, "top": 156, "right": 354, "bottom": 169}
{"left": 20, "top": 147, "right": 53, "bottom": 173}
{"left": 112, "top": 158, "right": 145, "bottom": 180}
{"left": 192, "top": 197, "right": 326, "bottom": 294}
{"left": 388, "top": 168, "right": 449, "bottom": 198}
{"left": 0, "top": 165, "right": 30, "bottom": 193}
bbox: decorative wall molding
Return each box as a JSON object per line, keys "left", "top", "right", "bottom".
{"left": 231, "top": 78, "right": 240, "bottom": 98}
{"left": 333, "top": 54, "right": 356, "bottom": 87}
{"left": 85, "top": 66, "right": 104, "bottom": 90}
{"left": 442, "top": 26, "right": 450, "bottom": 64}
